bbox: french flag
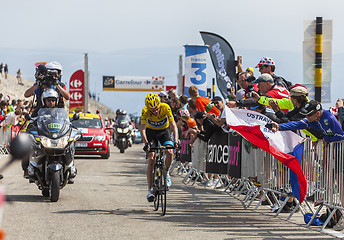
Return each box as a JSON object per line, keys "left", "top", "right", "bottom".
{"left": 224, "top": 107, "right": 307, "bottom": 203}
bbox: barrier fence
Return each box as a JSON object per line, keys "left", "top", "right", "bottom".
{"left": 170, "top": 130, "right": 344, "bottom": 232}
{"left": 0, "top": 125, "right": 20, "bottom": 158}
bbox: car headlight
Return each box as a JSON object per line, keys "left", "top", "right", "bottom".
{"left": 94, "top": 135, "right": 106, "bottom": 141}
{"left": 40, "top": 136, "right": 69, "bottom": 148}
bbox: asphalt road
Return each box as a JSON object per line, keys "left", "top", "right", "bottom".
{"left": 0, "top": 144, "right": 337, "bottom": 240}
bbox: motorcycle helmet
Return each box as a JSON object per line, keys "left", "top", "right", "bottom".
{"left": 116, "top": 109, "right": 121, "bottom": 115}
{"left": 41, "top": 88, "right": 59, "bottom": 107}
{"left": 145, "top": 93, "right": 160, "bottom": 109}
{"left": 120, "top": 110, "right": 127, "bottom": 115}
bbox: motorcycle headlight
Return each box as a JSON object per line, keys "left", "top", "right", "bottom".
{"left": 117, "top": 128, "right": 122, "bottom": 133}
{"left": 94, "top": 135, "right": 106, "bottom": 141}
{"left": 40, "top": 136, "right": 69, "bottom": 148}
{"left": 122, "top": 127, "right": 129, "bottom": 133}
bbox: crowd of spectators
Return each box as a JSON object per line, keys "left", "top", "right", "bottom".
{"left": 159, "top": 56, "right": 344, "bottom": 195}
{"left": 0, "top": 93, "right": 32, "bottom": 128}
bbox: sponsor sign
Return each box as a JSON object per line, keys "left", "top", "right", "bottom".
{"left": 102, "top": 76, "right": 164, "bottom": 91}
{"left": 206, "top": 131, "right": 241, "bottom": 177}
{"left": 180, "top": 138, "right": 192, "bottom": 163}
{"left": 69, "top": 70, "right": 85, "bottom": 113}
{"left": 184, "top": 45, "right": 208, "bottom": 97}
{"left": 200, "top": 31, "right": 236, "bottom": 100}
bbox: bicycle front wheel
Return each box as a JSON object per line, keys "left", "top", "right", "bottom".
{"left": 160, "top": 165, "right": 167, "bottom": 216}
{"left": 153, "top": 164, "right": 160, "bottom": 211}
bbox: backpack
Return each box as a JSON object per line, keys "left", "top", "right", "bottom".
{"left": 319, "top": 208, "right": 342, "bottom": 228}
{"left": 273, "top": 75, "right": 293, "bottom": 91}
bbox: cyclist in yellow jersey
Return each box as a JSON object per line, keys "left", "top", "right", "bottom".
{"left": 141, "top": 93, "right": 178, "bottom": 202}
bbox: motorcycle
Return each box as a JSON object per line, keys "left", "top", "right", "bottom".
{"left": 25, "top": 108, "right": 81, "bottom": 202}
{"left": 114, "top": 115, "right": 132, "bottom": 153}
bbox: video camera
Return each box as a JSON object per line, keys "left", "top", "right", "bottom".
{"left": 35, "top": 65, "right": 60, "bottom": 86}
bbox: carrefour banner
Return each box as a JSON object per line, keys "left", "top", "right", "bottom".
{"left": 103, "top": 76, "right": 164, "bottom": 92}
{"left": 184, "top": 45, "right": 207, "bottom": 97}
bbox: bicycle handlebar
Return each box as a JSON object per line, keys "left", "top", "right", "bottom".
{"left": 149, "top": 146, "right": 176, "bottom": 150}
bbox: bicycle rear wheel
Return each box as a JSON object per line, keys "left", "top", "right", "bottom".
{"left": 153, "top": 165, "right": 160, "bottom": 211}
{"left": 160, "top": 166, "right": 167, "bottom": 216}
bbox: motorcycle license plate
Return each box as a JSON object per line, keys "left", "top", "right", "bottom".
{"left": 76, "top": 142, "right": 88, "bottom": 147}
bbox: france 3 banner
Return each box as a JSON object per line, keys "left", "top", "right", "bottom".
{"left": 102, "top": 76, "right": 164, "bottom": 92}
{"left": 184, "top": 45, "right": 208, "bottom": 97}
{"left": 69, "top": 70, "right": 85, "bottom": 113}
{"left": 206, "top": 131, "right": 241, "bottom": 177}
{"left": 200, "top": 31, "right": 236, "bottom": 100}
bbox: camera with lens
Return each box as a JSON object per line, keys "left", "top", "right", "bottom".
{"left": 35, "top": 65, "right": 60, "bottom": 85}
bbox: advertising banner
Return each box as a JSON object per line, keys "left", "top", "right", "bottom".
{"left": 102, "top": 76, "right": 164, "bottom": 92}
{"left": 200, "top": 31, "right": 236, "bottom": 100}
{"left": 184, "top": 45, "right": 207, "bottom": 97}
{"left": 69, "top": 69, "right": 85, "bottom": 113}
{"left": 180, "top": 138, "right": 192, "bottom": 163}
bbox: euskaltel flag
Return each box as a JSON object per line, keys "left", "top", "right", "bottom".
{"left": 224, "top": 107, "right": 307, "bottom": 203}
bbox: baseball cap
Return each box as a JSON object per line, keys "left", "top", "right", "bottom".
{"left": 158, "top": 91, "right": 168, "bottom": 98}
{"left": 4, "top": 95, "right": 10, "bottom": 102}
{"left": 211, "top": 96, "right": 223, "bottom": 103}
{"left": 246, "top": 67, "right": 254, "bottom": 73}
{"left": 299, "top": 100, "right": 322, "bottom": 116}
{"left": 289, "top": 86, "right": 308, "bottom": 97}
{"left": 252, "top": 74, "right": 273, "bottom": 84}
{"left": 255, "top": 57, "right": 275, "bottom": 68}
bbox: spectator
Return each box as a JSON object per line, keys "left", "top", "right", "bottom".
{"left": 178, "top": 108, "right": 198, "bottom": 143}
{"left": 194, "top": 111, "right": 222, "bottom": 142}
{"left": 246, "top": 67, "right": 254, "bottom": 76}
{"left": 158, "top": 91, "right": 169, "bottom": 104}
{"left": 207, "top": 96, "right": 226, "bottom": 127}
{"left": 17, "top": 69, "right": 23, "bottom": 85}
{"left": 270, "top": 100, "right": 344, "bottom": 143}
{"left": 179, "top": 95, "right": 189, "bottom": 109}
{"left": 255, "top": 57, "right": 292, "bottom": 90}
{"left": 16, "top": 99, "right": 23, "bottom": 110}
{"left": 0, "top": 100, "right": 7, "bottom": 123}
{"left": 187, "top": 99, "right": 197, "bottom": 117}
{"left": 15, "top": 108, "right": 25, "bottom": 126}
{"left": 170, "top": 98, "right": 182, "bottom": 121}
{"left": 336, "top": 98, "right": 344, "bottom": 130}
{"left": 0, "top": 93, "right": 2, "bottom": 101}
{"left": 188, "top": 85, "right": 220, "bottom": 116}
{"left": 4, "top": 64, "right": 8, "bottom": 79}
{"left": 0, "top": 63, "right": 3, "bottom": 78}
{"left": 168, "top": 88, "right": 178, "bottom": 100}
{"left": 227, "top": 74, "right": 290, "bottom": 111}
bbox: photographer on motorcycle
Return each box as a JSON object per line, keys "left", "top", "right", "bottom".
{"left": 24, "top": 62, "right": 70, "bottom": 117}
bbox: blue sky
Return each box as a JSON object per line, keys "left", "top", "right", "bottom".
{"left": 1, "top": 0, "right": 344, "bottom": 114}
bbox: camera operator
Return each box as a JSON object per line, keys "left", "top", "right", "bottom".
{"left": 24, "top": 62, "right": 70, "bottom": 116}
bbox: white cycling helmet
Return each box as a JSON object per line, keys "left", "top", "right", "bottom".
{"left": 46, "top": 61, "right": 63, "bottom": 76}
{"left": 41, "top": 88, "right": 59, "bottom": 106}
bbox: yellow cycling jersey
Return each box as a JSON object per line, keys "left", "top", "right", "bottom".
{"left": 141, "top": 103, "right": 174, "bottom": 130}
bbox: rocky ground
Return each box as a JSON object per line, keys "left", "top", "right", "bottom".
{"left": 0, "top": 74, "right": 115, "bottom": 118}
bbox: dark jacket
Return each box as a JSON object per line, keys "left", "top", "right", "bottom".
{"left": 197, "top": 117, "right": 222, "bottom": 142}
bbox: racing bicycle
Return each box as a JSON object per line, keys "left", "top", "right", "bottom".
{"left": 150, "top": 146, "right": 174, "bottom": 216}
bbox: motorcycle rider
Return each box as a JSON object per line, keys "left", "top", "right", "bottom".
{"left": 23, "top": 89, "right": 77, "bottom": 183}
{"left": 24, "top": 62, "right": 70, "bottom": 116}
{"left": 114, "top": 110, "right": 134, "bottom": 147}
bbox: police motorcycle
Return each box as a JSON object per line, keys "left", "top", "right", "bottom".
{"left": 25, "top": 89, "right": 81, "bottom": 202}
{"left": 114, "top": 111, "right": 133, "bottom": 153}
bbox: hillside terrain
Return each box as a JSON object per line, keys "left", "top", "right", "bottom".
{"left": 0, "top": 74, "right": 116, "bottom": 118}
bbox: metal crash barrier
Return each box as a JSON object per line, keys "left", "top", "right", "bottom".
{"left": 169, "top": 130, "right": 344, "bottom": 232}
{"left": 0, "top": 126, "right": 12, "bottom": 157}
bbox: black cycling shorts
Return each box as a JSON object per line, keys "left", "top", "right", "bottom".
{"left": 146, "top": 128, "right": 173, "bottom": 151}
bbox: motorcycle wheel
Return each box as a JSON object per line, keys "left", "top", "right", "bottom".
{"left": 120, "top": 146, "right": 125, "bottom": 153}
{"left": 42, "top": 189, "right": 49, "bottom": 197}
{"left": 50, "top": 171, "right": 60, "bottom": 202}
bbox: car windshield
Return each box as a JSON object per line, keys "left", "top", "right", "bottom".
{"left": 37, "top": 108, "right": 69, "bottom": 123}
{"left": 72, "top": 118, "right": 103, "bottom": 129}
